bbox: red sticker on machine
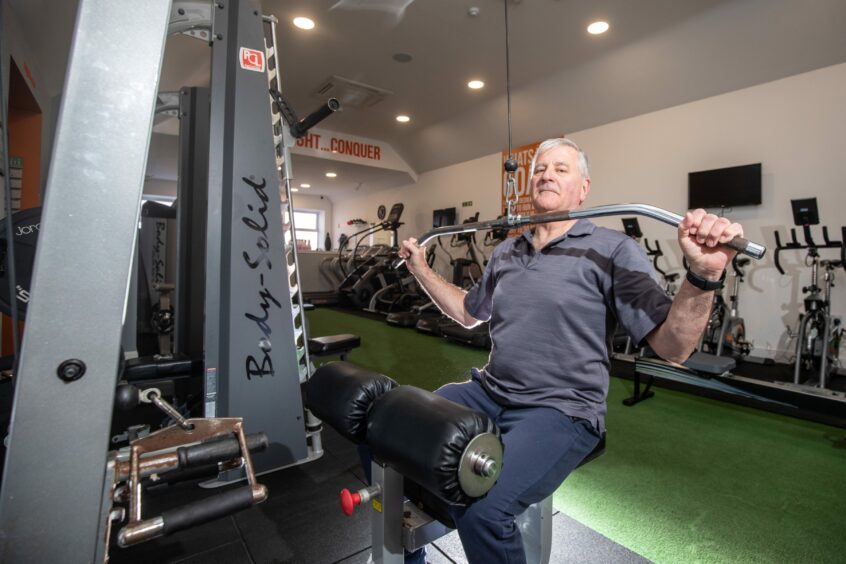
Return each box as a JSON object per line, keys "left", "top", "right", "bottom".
{"left": 239, "top": 47, "right": 265, "bottom": 72}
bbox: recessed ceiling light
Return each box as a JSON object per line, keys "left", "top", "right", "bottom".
{"left": 300, "top": 183, "right": 311, "bottom": 188}
{"left": 325, "top": 172, "right": 337, "bottom": 178}
{"left": 291, "top": 188, "right": 299, "bottom": 192}
{"left": 467, "top": 80, "right": 485, "bottom": 90}
{"left": 392, "top": 52, "right": 413, "bottom": 63}
{"left": 293, "top": 17, "right": 315, "bottom": 30}
{"left": 587, "top": 21, "right": 609, "bottom": 35}
{"left": 396, "top": 115, "right": 411, "bottom": 123}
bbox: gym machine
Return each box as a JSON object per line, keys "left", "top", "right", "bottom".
{"left": 774, "top": 197, "right": 845, "bottom": 388}
{"left": 394, "top": 204, "right": 765, "bottom": 271}
{"left": 336, "top": 203, "right": 405, "bottom": 309}
{"left": 386, "top": 208, "right": 457, "bottom": 329}
{"left": 714, "top": 256, "right": 752, "bottom": 358}
{"left": 305, "top": 361, "right": 605, "bottom": 564}
{"left": 0, "top": 1, "right": 339, "bottom": 561}
{"left": 694, "top": 254, "right": 753, "bottom": 357}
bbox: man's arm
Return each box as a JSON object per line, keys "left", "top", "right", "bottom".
{"left": 646, "top": 210, "right": 744, "bottom": 364}
{"left": 646, "top": 280, "right": 716, "bottom": 363}
{"left": 398, "top": 238, "right": 483, "bottom": 328}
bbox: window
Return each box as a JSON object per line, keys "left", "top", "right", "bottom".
{"left": 293, "top": 209, "right": 321, "bottom": 250}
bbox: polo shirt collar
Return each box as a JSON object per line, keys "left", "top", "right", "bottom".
{"left": 520, "top": 218, "right": 596, "bottom": 247}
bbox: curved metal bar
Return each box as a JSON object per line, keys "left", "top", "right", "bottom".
{"left": 393, "top": 203, "right": 766, "bottom": 268}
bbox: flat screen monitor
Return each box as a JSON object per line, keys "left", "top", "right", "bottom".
{"left": 688, "top": 163, "right": 761, "bottom": 209}
{"left": 790, "top": 197, "right": 819, "bottom": 226}
{"left": 621, "top": 218, "right": 642, "bottom": 238}
{"left": 386, "top": 203, "right": 404, "bottom": 224}
{"left": 433, "top": 207, "right": 456, "bottom": 228}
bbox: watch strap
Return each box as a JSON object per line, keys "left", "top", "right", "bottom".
{"left": 686, "top": 268, "right": 726, "bottom": 291}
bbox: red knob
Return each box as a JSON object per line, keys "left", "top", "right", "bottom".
{"left": 340, "top": 488, "right": 362, "bottom": 516}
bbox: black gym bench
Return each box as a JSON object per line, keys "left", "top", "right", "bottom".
{"left": 307, "top": 334, "right": 361, "bottom": 362}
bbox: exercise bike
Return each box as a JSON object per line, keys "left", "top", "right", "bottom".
{"left": 774, "top": 197, "right": 845, "bottom": 388}
{"left": 717, "top": 257, "right": 752, "bottom": 357}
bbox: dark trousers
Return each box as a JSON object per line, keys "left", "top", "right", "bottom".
{"left": 403, "top": 378, "right": 601, "bottom": 564}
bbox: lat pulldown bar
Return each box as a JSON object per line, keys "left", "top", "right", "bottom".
{"left": 394, "top": 203, "right": 767, "bottom": 269}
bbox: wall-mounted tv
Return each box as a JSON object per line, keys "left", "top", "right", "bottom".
{"left": 433, "top": 207, "right": 456, "bottom": 228}
{"left": 688, "top": 163, "right": 761, "bottom": 209}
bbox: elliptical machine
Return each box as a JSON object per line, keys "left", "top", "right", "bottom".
{"left": 774, "top": 197, "right": 845, "bottom": 388}
{"left": 386, "top": 209, "right": 457, "bottom": 327}
{"left": 416, "top": 213, "right": 485, "bottom": 339}
{"left": 336, "top": 204, "right": 405, "bottom": 309}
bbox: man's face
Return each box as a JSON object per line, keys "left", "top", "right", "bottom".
{"left": 530, "top": 145, "right": 590, "bottom": 213}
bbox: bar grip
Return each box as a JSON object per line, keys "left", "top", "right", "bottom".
{"left": 177, "top": 432, "right": 268, "bottom": 469}
{"left": 290, "top": 98, "right": 340, "bottom": 138}
{"left": 160, "top": 486, "right": 255, "bottom": 536}
{"left": 152, "top": 463, "right": 221, "bottom": 485}
{"left": 725, "top": 236, "right": 766, "bottom": 260}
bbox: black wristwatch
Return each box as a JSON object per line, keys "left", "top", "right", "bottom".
{"left": 686, "top": 268, "right": 726, "bottom": 291}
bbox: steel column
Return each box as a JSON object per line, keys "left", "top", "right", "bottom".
{"left": 0, "top": 0, "right": 172, "bottom": 561}
{"left": 204, "top": 0, "right": 307, "bottom": 473}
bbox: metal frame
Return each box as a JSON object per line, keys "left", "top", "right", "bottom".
{"left": 174, "top": 86, "right": 210, "bottom": 358}
{"left": 0, "top": 0, "right": 322, "bottom": 559}
{"left": 395, "top": 203, "right": 766, "bottom": 270}
{"left": 0, "top": 0, "right": 173, "bottom": 561}
{"left": 369, "top": 461, "right": 552, "bottom": 564}
{"left": 204, "top": 0, "right": 307, "bottom": 476}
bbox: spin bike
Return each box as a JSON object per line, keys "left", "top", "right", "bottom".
{"left": 774, "top": 197, "right": 845, "bottom": 388}
{"left": 696, "top": 255, "right": 752, "bottom": 358}
{"left": 715, "top": 257, "right": 752, "bottom": 357}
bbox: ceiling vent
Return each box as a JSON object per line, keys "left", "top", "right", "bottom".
{"left": 314, "top": 75, "right": 393, "bottom": 109}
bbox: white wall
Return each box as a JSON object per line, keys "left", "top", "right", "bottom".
{"left": 334, "top": 63, "right": 846, "bottom": 360}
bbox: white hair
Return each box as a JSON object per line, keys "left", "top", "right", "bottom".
{"left": 530, "top": 138, "right": 590, "bottom": 179}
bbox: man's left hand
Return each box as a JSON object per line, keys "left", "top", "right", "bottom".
{"left": 678, "top": 209, "right": 744, "bottom": 279}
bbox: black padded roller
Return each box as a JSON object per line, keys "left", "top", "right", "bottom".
{"left": 305, "top": 361, "right": 397, "bottom": 444}
{"left": 367, "top": 386, "right": 501, "bottom": 505}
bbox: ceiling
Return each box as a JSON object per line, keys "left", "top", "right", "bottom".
{"left": 9, "top": 0, "right": 846, "bottom": 199}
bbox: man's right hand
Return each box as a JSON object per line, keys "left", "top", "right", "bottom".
{"left": 398, "top": 238, "right": 427, "bottom": 275}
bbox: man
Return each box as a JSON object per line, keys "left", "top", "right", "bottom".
{"left": 398, "top": 137, "right": 743, "bottom": 564}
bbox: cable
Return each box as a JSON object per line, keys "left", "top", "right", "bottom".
{"left": 502, "top": 1, "right": 518, "bottom": 219}
{"left": 503, "top": 0, "right": 513, "bottom": 160}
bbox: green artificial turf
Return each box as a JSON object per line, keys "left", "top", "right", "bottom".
{"left": 554, "top": 378, "right": 846, "bottom": 564}
{"left": 307, "top": 308, "right": 846, "bottom": 564}
{"left": 307, "top": 308, "right": 489, "bottom": 389}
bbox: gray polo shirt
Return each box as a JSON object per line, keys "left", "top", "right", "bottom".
{"left": 463, "top": 219, "right": 672, "bottom": 432}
